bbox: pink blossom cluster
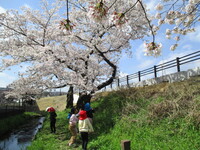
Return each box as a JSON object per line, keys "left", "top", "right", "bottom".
{"left": 88, "top": 1, "right": 128, "bottom": 27}
{"left": 88, "top": 1, "right": 108, "bottom": 21}
{"left": 154, "top": 0, "right": 200, "bottom": 52}
{"left": 110, "top": 12, "right": 128, "bottom": 27}
{"left": 144, "top": 42, "right": 162, "bottom": 57}
{"left": 59, "top": 19, "right": 75, "bottom": 31}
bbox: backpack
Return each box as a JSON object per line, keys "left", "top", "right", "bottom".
{"left": 67, "top": 112, "right": 71, "bottom": 119}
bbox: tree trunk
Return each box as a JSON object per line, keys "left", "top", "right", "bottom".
{"left": 76, "top": 93, "right": 92, "bottom": 109}
{"left": 66, "top": 86, "right": 74, "bottom": 108}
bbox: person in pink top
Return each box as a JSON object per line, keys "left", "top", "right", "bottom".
{"left": 68, "top": 107, "right": 79, "bottom": 146}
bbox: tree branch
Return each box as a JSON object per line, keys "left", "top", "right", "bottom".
{"left": 93, "top": 45, "right": 117, "bottom": 92}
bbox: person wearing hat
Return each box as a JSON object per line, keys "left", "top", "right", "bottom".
{"left": 78, "top": 108, "right": 94, "bottom": 150}
{"left": 49, "top": 110, "right": 57, "bottom": 133}
{"left": 84, "top": 102, "right": 95, "bottom": 124}
{"left": 46, "top": 107, "right": 57, "bottom": 133}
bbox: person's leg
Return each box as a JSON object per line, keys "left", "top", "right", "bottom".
{"left": 80, "top": 132, "right": 84, "bottom": 149}
{"left": 53, "top": 120, "right": 56, "bottom": 133}
{"left": 69, "top": 124, "right": 77, "bottom": 145}
{"left": 68, "top": 125, "right": 73, "bottom": 145}
{"left": 51, "top": 120, "right": 56, "bottom": 133}
{"left": 71, "top": 125, "right": 77, "bottom": 144}
{"left": 50, "top": 121, "right": 53, "bottom": 133}
{"left": 83, "top": 132, "right": 88, "bottom": 150}
{"left": 81, "top": 132, "right": 88, "bottom": 150}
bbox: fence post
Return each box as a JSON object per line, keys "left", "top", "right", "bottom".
{"left": 138, "top": 71, "right": 141, "bottom": 82}
{"left": 121, "top": 140, "right": 131, "bottom": 150}
{"left": 176, "top": 57, "right": 180, "bottom": 72}
{"left": 118, "top": 78, "right": 120, "bottom": 87}
{"left": 154, "top": 65, "right": 157, "bottom": 78}
{"left": 126, "top": 75, "right": 129, "bottom": 87}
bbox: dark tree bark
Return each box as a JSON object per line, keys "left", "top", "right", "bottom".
{"left": 66, "top": 86, "right": 74, "bottom": 108}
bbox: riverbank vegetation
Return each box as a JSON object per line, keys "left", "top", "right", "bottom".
{"left": 0, "top": 112, "right": 41, "bottom": 137}
{"left": 28, "top": 76, "right": 200, "bottom": 150}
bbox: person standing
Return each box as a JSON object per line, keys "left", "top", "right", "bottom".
{"left": 48, "top": 107, "right": 57, "bottom": 133}
{"left": 78, "top": 109, "right": 94, "bottom": 150}
{"left": 68, "top": 107, "right": 79, "bottom": 146}
{"left": 84, "top": 102, "right": 95, "bottom": 124}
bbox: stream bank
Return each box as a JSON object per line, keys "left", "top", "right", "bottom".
{"left": 0, "top": 117, "right": 45, "bottom": 150}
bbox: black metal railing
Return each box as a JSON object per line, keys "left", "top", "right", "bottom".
{"left": 106, "top": 50, "right": 200, "bottom": 89}
{"left": 0, "top": 103, "right": 25, "bottom": 118}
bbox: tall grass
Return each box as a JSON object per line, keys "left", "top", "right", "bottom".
{"left": 28, "top": 76, "right": 200, "bottom": 150}
{"left": 88, "top": 77, "right": 200, "bottom": 150}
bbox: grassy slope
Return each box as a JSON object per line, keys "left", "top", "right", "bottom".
{"left": 36, "top": 95, "right": 66, "bottom": 111}
{"left": 28, "top": 76, "right": 200, "bottom": 150}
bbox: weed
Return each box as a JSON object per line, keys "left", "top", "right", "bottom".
{"left": 28, "top": 76, "right": 200, "bottom": 149}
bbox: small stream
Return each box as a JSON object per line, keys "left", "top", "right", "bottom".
{"left": 0, "top": 117, "right": 45, "bottom": 150}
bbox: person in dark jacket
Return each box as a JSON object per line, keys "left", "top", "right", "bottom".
{"left": 50, "top": 111, "right": 57, "bottom": 133}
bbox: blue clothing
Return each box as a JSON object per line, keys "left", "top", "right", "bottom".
{"left": 67, "top": 113, "right": 71, "bottom": 119}
{"left": 84, "top": 103, "right": 92, "bottom": 111}
{"left": 84, "top": 103, "right": 94, "bottom": 119}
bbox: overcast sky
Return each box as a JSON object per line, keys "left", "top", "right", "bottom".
{"left": 0, "top": 0, "right": 200, "bottom": 88}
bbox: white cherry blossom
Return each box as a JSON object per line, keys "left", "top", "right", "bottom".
{"left": 170, "top": 44, "right": 178, "bottom": 51}
{"left": 174, "top": 36, "right": 180, "bottom": 41}
{"left": 155, "top": 3, "right": 164, "bottom": 11}
{"left": 0, "top": 0, "right": 200, "bottom": 98}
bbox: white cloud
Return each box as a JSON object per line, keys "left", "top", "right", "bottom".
{"left": 138, "top": 59, "right": 156, "bottom": 69}
{"left": 22, "top": 4, "right": 31, "bottom": 9}
{"left": 146, "top": 0, "right": 159, "bottom": 13}
{"left": 0, "top": 6, "right": 6, "bottom": 13}
{"left": 134, "top": 43, "right": 145, "bottom": 60}
{"left": 182, "top": 44, "right": 192, "bottom": 50}
{"left": 119, "top": 72, "right": 128, "bottom": 78}
{"left": 187, "top": 26, "right": 200, "bottom": 42}
{"left": 0, "top": 72, "right": 16, "bottom": 87}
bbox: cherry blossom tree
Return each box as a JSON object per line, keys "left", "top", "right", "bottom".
{"left": 152, "top": 0, "right": 199, "bottom": 52}
{"left": 5, "top": 77, "right": 43, "bottom": 99}
{"left": 0, "top": 0, "right": 199, "bottom": 105}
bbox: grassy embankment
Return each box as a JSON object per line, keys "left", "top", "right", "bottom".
{"left": 0, "top": 112, "right": 41, "bottom": 137}
{"left": 36, "top": 95, "right": 67, "bottom": 111}
{"left": 28, "top": 76, "right": 200, "bottom": 150}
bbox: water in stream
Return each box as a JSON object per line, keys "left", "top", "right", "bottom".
{"left": 0, "top": 117, "right": 45, "bottom": 150}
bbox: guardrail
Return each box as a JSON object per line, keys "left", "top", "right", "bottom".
{"left": 106, "top": 50, "right": 200, "bottom": 89}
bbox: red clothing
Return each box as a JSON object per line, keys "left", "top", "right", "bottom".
{"left": 79, "top": 110, "right": 87, "bottom": 120}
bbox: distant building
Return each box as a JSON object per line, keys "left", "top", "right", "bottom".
{"left": 0, "top": 87, "right": 10, "bottom": 91}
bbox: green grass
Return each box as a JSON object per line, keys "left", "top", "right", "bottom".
{"left": 27, "top": 110, "right": 82, "bottom": 150}
{"left": 0, "top": 112, "right": 41, "bottom": 136}
{"left": 28, "top": 76, "right": 200, "bottom": 150}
